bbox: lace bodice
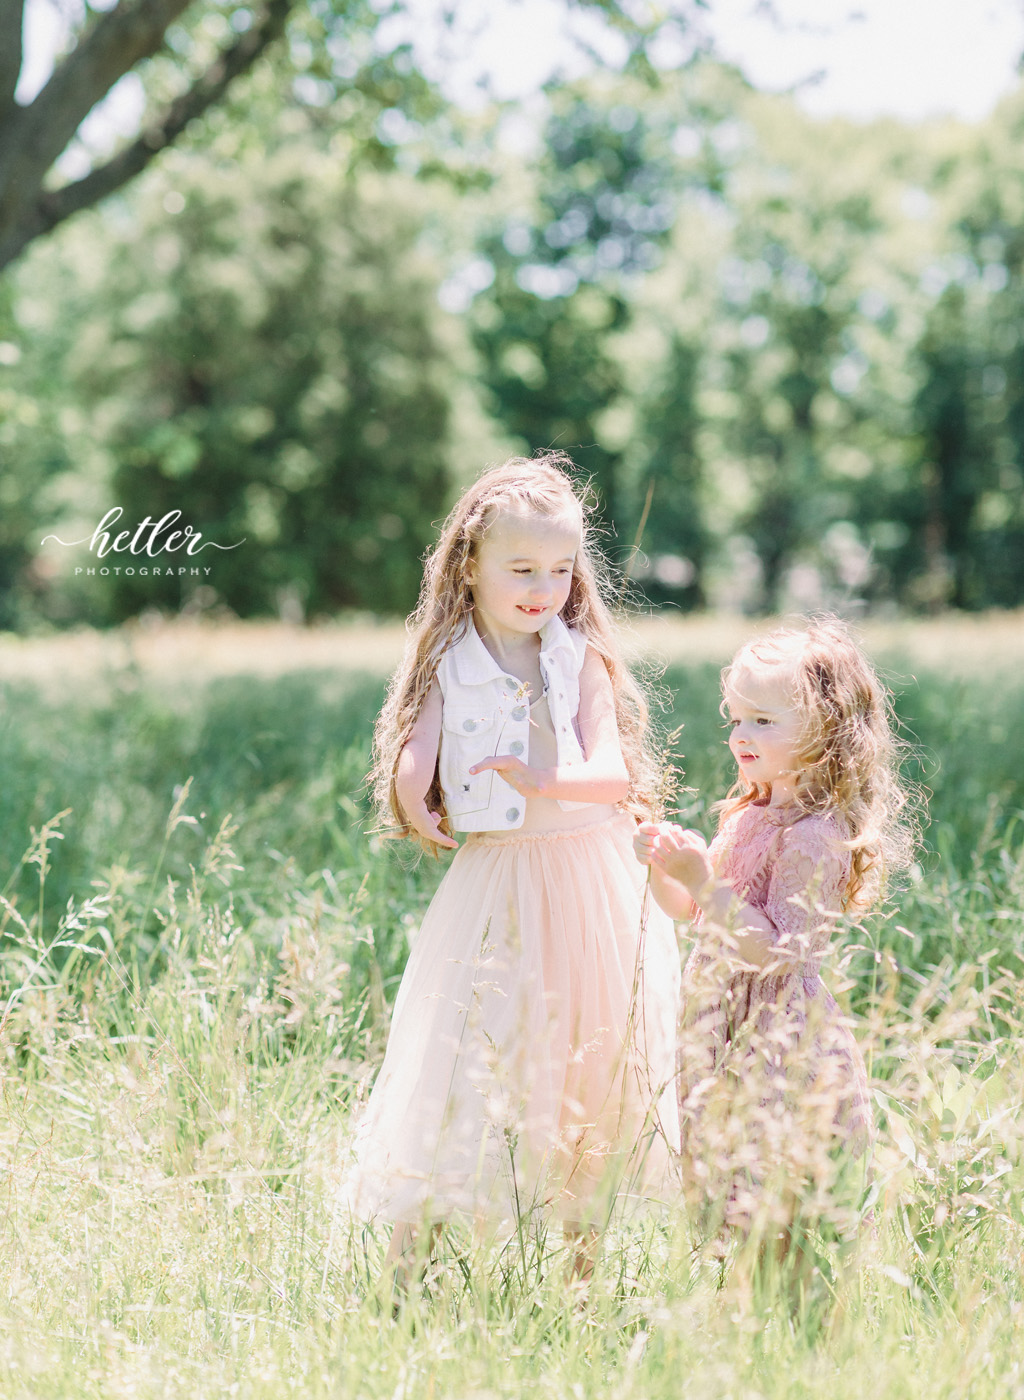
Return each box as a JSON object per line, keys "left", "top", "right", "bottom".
{"left": 709, "top": 802, "right": 851, "bottom": 976}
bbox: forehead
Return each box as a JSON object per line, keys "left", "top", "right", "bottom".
{"left": 480, "top": 507, "right": 580, "bottom": 558}
{"left": 724, "top": 661, "right": 798, "bottom": 713}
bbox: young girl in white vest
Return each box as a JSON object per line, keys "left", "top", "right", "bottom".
{"left": 344, "top": 454, "right": 679, "bottom": 1281}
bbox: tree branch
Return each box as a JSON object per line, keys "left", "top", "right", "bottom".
{"left": 0, "top": 0, "right": 25, "bottom": 115}
{"left": 0, "top": 0, "right": 293, "bottom": 272}
{"left": 0, "top": 0, "right": 195, "bottom": 195}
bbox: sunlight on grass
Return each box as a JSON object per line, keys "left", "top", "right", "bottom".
{"left": 1, "top": 615, "right": 1023, "bottom": 1396}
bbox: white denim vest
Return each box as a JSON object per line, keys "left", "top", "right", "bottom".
{"left": 436, "top": 614, "right": 593, "bottom": 833}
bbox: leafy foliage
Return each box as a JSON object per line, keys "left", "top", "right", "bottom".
{"left": 6, "top": 62, "right": 1024, "bottom": 619}
{"left": 470, "top": 90, "right": 684, "bottom": 528}
{"left": 45, "top": 151, "right": 453, "bottom": 620}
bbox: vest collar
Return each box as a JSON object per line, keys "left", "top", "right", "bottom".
{"left": 449, "top": 613, "right": 578, "bottom": 686}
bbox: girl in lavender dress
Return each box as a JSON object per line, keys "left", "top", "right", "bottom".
{"left": 635, "top": 620, "right": 912, "bottom": 1255}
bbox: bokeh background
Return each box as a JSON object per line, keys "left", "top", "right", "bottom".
{"left": 4, "top": 0, "right": 1024, "bottom": 629}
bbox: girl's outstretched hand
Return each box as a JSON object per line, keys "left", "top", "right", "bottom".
{"left": 469, "top": 754, "right": 549, "bottom": 797}
{"left": 403, "top": 799, "right": 459, "bottom": 850}
{"left": 655, "top": 825, "right": 713, "bottom": 896}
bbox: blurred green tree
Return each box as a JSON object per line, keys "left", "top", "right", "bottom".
{"left": 7, "top": 48, "right": 1024, "bottom": 624}
{"left": 60, "top": 151, "right": 453, "bottom": 618}
{"left": 0, "top": 280, "right": 76, "bottom": 627}
{"left": 623, "top": 334, "right": 708, "bottom": 608}
{"left": 909, "top": 287, "right": 990, "bottom": 609}
{"left": 470, "top": 90, "right": 682, "bottom": 543}
{"left": 0, "top": 0, "right": 696, "bottom": 271}
{"left": 0, "top": 0, "right": 294, "bottom": 269}
{"left": 715, "top": 199, "right": 873, "bottom": 611}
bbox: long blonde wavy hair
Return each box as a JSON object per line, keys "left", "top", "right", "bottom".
{"left": 719, "top": 618, "right": 915, "bottom": 912}
{"left": 370, "top": 452, "right": 659, "bottom": 848}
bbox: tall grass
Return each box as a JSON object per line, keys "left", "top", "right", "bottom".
{"left": 0, "top": 630, "right": 1023, "bottom": 1396}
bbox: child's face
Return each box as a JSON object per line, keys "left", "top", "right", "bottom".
{"left": 724, "top": 662, "right": 808, "bottom": 803}
{"left": 465, "top": 508, "right": 579, "bottom": 644}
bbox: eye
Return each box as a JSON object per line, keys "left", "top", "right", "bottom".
{"left": 512, "top": 568, "right": 532, "bottom": 575}
{"left": 725, "top": 719, "right": 740, "bottom": 729}
{"left": 756, "top": 717, "right": 772, "bottom": 726}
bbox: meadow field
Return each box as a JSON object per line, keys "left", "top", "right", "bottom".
{"left": 1, "top": 613, "right": 1023, "bottom": 1398}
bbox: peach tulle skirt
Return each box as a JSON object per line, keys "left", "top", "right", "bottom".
{"left": 343, "top": 812, "right": 680, "bottom": 1225}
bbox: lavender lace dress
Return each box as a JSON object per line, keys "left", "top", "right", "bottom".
{"left": 677, "top": 802, "right": 872, "bottom": 1232}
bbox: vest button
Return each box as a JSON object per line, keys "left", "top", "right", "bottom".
{"left": 509, "top": 740, "right": 524, "bottom": 756}
{"left": 504, "top": 677, "right": 518, "bottom": 692}
{"left": 506, "top": 807, "right": 520, "bottom": 822}
{"left": 463, "top": 719, "right": 477, "bottom": 732}
{"left": 511, "top": 706, "right": 526, "bottom": 721}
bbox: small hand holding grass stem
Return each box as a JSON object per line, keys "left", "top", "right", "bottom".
{"left": 638, "top": 822, "right": 806, "bottom": 975}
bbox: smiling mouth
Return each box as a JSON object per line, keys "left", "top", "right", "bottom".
{"left": 517, "top": 605, "right": 547, "bottom": 615}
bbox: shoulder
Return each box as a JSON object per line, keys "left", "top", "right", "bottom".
{"left": 566, "top": 625, "right": 590, "bottom": 663}
{"left": 577, "top": 641, "right": 619, "bottom": 702}
{"left": 435, "top": 643, "right": 454, "bottom": 695}
{"left": 436, "top": 621, "right": 483, "bottom": 694}
{"left": 717, "top": 801, "right": 767, "bottom": 839}
{"left": 714, "top": 803, "right": 747, "bottom": 837}
{"left": 540, "top": 617, "right": 590, "bottom": 683}
{"left": 784, "top": 810, "right": 849, "bottom": 845}
{"left": 775, "top": 810, "right": 850, "bottom": 875}
{"left": 547, "top": 617, "right": 589, "bottom": 669}
{"left": 708, "top": 803, "right": 753, "bottom": 859}
{"left": 438, "top": 620, "right": 472, "bottom": 662}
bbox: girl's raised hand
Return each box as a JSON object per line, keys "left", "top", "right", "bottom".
{"left": 655, "top": 826, "right": 713, "bottom": 896}
{"left": 469, "top": 754, "right": 549, "bottom": 798}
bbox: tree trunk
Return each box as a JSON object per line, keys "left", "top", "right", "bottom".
{"left": 0, "top": 0, "right": 293, "bottom": 272}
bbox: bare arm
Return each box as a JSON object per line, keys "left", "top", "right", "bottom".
{"left": 469, "top": 646, "right": 629, "bottom": 805}
{"left": 634, "top": 822, "right": 697, "bottom": 921}
{"left": 394, "top": 679, "right": 458, "bottom": 849}
{"left": 652, "top": 825, "right": 808, "bottom": 973}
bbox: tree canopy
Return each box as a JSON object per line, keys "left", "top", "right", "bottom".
{"left": 0, "top": 0, "right": 683, "bottom": 271}
{"left": 3, "top": 9, "right": 1024, "bottom": 624}
{"left": 0, "top": 0, "right": 296, "bottom": 268}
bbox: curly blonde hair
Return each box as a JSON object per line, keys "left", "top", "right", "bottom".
{"left": 370, "top": 452, "right": 660, "bottom": 848}
{"left": 719, "top": 618, "right": 915, "bottom": 911}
